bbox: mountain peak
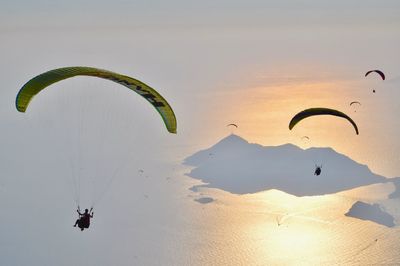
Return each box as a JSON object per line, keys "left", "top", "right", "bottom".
{"left": 214, "top": 134, "right": 248, "bottom": 146}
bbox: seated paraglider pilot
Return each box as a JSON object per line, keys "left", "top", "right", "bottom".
{"left": 74, "top": 207, "right": 94, "bottom": 231}
{"left": 314, "top": 165, "right": 322, "bottom": 176}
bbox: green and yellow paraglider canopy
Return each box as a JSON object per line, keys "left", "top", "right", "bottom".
{"left": 16, "top": 66, "right": 177, "bottom": 134}
{"left": 289, "top": 107, "right": 359, "bottom": 135}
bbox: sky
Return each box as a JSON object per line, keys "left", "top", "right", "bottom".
{"left": 0, "top": 1, "right": 400, "bottom": 265}
{"left": 1, "top": 0, "right": 397, "bottom": 175}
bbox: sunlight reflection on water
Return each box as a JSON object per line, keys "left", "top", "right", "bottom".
{"left": 183, "top": 185, "right": 400, "bottom": 265}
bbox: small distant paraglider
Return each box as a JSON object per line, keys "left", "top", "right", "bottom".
{"left": 350, "top": 101, "right": 361, "bottom": 113}
{"left": 227, "top": 123, "right": 238, "bottom": 128}
{"left": 300, "top": 136, "right": 310, "bottom": 146}
{"left": 301, "top": 136, "right": 310, "bottom": 141}
{"left": 365, "top": 69, "right": 385, "bottom": 93}
{"left": 350, "top": 101, "right": 361, "bottom": 106}
{"left": 226, "top": 123, "right": 238, "bottom": 134}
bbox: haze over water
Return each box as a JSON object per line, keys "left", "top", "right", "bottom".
{"left": 1, "top": 1, "right": 399, "bottom": 265}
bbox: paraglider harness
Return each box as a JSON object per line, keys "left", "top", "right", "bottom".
{"left": 76, "top": 206, "right": 93, "bottom": 231}
{"left": 314, "top": 165, "right": 322, "bottom": 176}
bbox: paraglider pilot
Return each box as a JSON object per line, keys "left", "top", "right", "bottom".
{"left": 314, "top": 165, "right": 322, "bottom": 176}
{"left": 74, "top": 207, "right": 94, "bottom": 231}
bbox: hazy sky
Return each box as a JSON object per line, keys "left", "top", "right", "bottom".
{"left": 3, "top": 0, "right": 399, "bottom": 171}
{"left": 2, "top": 1, "right": 399, "bottom": 28}
{"left": 0, "top": 1, "right": 399, "bottom": 265}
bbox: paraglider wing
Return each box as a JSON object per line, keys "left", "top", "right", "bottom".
{"left": 16, "top": 66, "right": 177, "bottom": 133}
{"left": 289, "top": 108, "right": 359, "bottom": 135}
{"left": 350, "top": 101, "right": 361, "bottom": 106}
{"left": 301, "top": 136, "right": 310, "bottom": 140}
{"left": 227, "top": 123, "right": 238, "bottom": 128}
{"left": 365, "top": 70, "right": 385, "bottom": 80}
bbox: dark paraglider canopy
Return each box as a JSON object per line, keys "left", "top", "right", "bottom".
{"left": 226, "top": 123, "right": 238, "bottom": 128}
{"left": 289, "top": 107, "right": 359, "bottom": 135}
{"left": 365, "top": 70, "right": 385, "bottom": 80}
{"left": 349, "top": 101, "right": 361, "bottom": 106}
{"left": 350, "top": 101, "right": 361, "bottom": 112}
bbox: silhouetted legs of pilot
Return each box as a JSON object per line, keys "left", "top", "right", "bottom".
{"left": 74, "top": 219, "right": 88, "bottom": 231}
